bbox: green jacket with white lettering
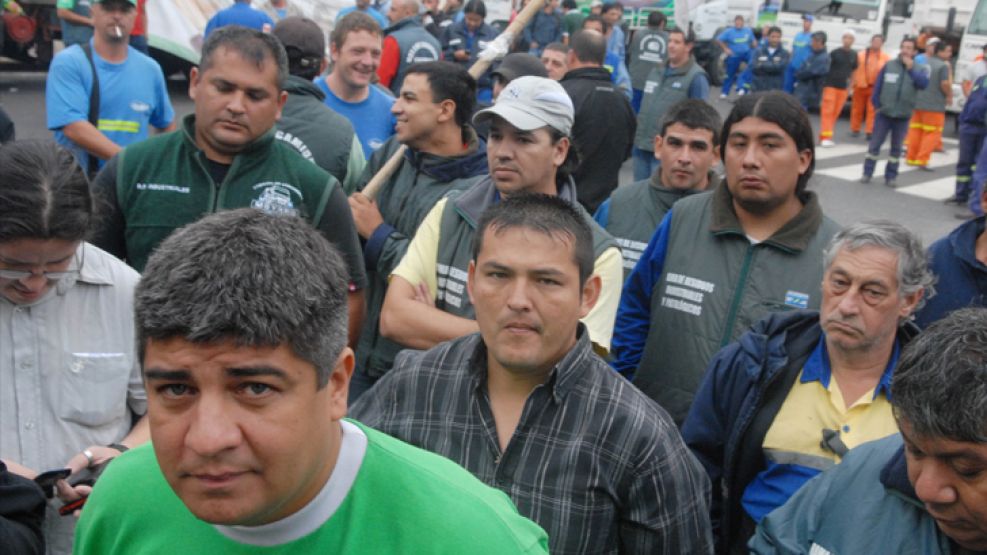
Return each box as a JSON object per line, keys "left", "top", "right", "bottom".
{"left": 111, "top": 115, "right": 336, "bottom": 271}
{"left": 619, "top": 183, "right": 841, "bottom": 424}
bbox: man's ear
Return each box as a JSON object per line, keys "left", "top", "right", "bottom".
{"left": 329, "top": 347, "right": 355, "bottom": 420}
{"left": 579, "top": 274, "right": 602, "bottom": 319}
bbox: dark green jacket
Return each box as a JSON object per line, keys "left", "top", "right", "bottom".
{"left": 277, "top": 75, "right": 364, "bottom": 194}
{"left": 613, "top": 183, "right": 841, "bottom": 424}
{"left": 599, "top": 169, "right": 717, "bottom": 280}
{"left": 110, "top": 115, "right": 336, "bottom": 272}
{"left": 355, "top": 135, "right": 488, "bottom": 378}
{"left": 877, "top": 58, "right": 926, "bottom": 119}
{"left": 634, "top": 59, "right": 706, "bottom": 152}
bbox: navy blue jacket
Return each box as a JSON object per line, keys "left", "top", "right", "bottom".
{"left": 442, "top": 20, "right": 498, "bottom": 89}
{"left": 750, "top": 44, "right": 790, "bottom": 92}
{"left": 794, "top": 48, "right": 830, "bottom": 109}
{"left": 682, "top": 310, "right": 919, "bottom": 554}
{"left": 960, "top": 75, "right": 987, "bottom": 133}
{"left": 914, "top": 217, "right": 987, "bottom": 328}
{"left": 522, "top": 9, "right": 563, "bottom": 48}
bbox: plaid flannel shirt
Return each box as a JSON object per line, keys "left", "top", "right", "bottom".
{"left": 350, "top": 326, "right": 714, "bottom": 554}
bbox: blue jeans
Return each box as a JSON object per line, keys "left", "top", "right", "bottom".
{"left": 864, "top": 113, "right": 909, "bottom": 181}
{"left": 956, "top": 128, "right": 986, "bottom": 200}
{"left": 632, "top": 147, "right": 659, "bottom": 181}
{"left": 783, "top": 65, "right": 796, "bottom": 94}
{"left": 722, "top": 55, "right": 746, "bottom": 95}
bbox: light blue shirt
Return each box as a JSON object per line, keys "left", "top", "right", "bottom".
{"left": 316, "top": 78, "right": 397, "bottom": 157}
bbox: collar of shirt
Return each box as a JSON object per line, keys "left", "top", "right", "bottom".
{"left": 468, "top": 323, "right": 594, "bottom": 404}
{"left": 800, "top": 333, "right": 901, "bottom": 400}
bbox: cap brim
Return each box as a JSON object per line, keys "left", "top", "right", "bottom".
{"left": 473, "top": 103, "right": 550, "bottom": 131}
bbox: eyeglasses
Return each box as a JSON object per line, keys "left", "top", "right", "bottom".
{"left": 0, "top": 249, "right": 84, "bottom": 282}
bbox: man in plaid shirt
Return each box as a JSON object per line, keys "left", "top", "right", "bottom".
{"left": 351, "top": 194, "right": 713, "bottom": 553}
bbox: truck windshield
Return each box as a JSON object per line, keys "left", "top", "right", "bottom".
{"left": 781, "top": 0, "right": 882, "bottom": 21}
{"left": 969, "top": 0, "right": 987, "bottom": 35}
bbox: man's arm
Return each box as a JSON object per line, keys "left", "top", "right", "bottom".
{"left": 610, "top": 210, "right": 673, "bottom": 378}
{"left": 56, "top": 6, "right": 92, "bottom": 27}
{"left": 378, "top": 36, "right": 401, "bottom": 88}
{"left": 62, "top": 121, "right": 123, "bottom": 161}
{"left": 90, "top": 155, "right": 129, "bottom": 260}
{"left": 620, "top": 430, "right": 714, "bottom": 554}
{"left": 317, "top": 183, "right": 369, "bottom": 348}
{"left": 871, "top": 66, "right": 886, "bottom": 108}
{"left": 688, "top": 72, "right": 710, "bottom": 100}
{"left": 342, "top": 134, "right": 367, "bottom": 195}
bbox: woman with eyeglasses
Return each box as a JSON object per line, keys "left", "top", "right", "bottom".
{"left": 0, "top": 140, "right": 148, "bottom": 555}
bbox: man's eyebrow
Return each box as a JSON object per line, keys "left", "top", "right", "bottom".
{"left": 144, "top": 369, "right": 192, "bottom": 381}
{"left": 228, "top": 366, "right": 290, "bottom": 381}
{"left": 728, "top": 131, "right": 787, "bottom": 142}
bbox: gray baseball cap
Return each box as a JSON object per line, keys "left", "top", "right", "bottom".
{"left": 473, "top": 76, "right": 574, "bottom": 135}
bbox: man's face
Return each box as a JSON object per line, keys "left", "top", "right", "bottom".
{"left": 465, "top": 12, "right": 483, "bottom": 32}
{"left": 0, "top": 238, "right": 79, "bottom": 305}
{"left": 812, "top": 37, "right": 825, "bottom": 51}
{"left": 724, "top": 116, "right": 810, "bottom": 215}
{"left": 392, "top": 72, "right": 449, "bottom": 149}
{"left": 487, "top": 118, "right": 567, "bottom": 196}
{"left": 387, "top": 0, "right": 411, "bottom": 24}
{"left": 842, "top": 34, "right": 854, "bottom": 49}
{"left": 582, "top": 19, "right": 603, "bottom": 34}
{"left": 901, "top": 41, "right": 916, "bottom": 58}
{"left": 871, "top": 36, "right": 884, "bottom": 51}
{"left": 734, "top": 16, "right": 743, "bottom": 28}
{"left": 802, "top": 18, "right": 812, "bottom": 32}
{"left": 654, "top": 122, "right": 718, "bottom": 191}
{"left": 541, "top": 49, "right": 568, "bottom": 80}
{"left": 331, "top": 30, "right": 382, "bottom": 91}
{"left": 603, "top": 7, "right": 621, "bottom": 26}
{"left": 902, "top": 420, "right": 987, "bottom": 552}
{"left": 820, "top": 245, "right": 921, "bottom": 354}
{"left": 143, "top": 339, "right": 352, "bottom": 526}
{"left": 940, "top": 45, "right": 954, "bottom": 60}
{"left": 667, "top": 33, "right": 689, "bottom": 65}
{"left": 189, "top": 47, "right": 286, "bottom": 161}
{"left": 768, "top": 30, "right": 781, "bottom": 48}
{"left": 468, "top": 226, "right": 598, "bottom": 378}
{"left": 92, "top": 1, "right": 137, "bottom": 43}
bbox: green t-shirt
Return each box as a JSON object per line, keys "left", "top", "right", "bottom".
{"left": 74, "top": 420, "right": 549, "bottom": 554}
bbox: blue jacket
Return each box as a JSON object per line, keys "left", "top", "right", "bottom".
{"left": 914, "top": 217, "right": 987, "bottom": 328}
{"left": 442, "top": 20, "right": 499, "bottom": 88}
{"left": 718, "top": 27, "right": 756, "bottom": 57}
{"left": 788, "top": 31, "right": 813, "bottom": 69}
{"left": 794, "top": 48, "right": 830, "bottom": 109}
{"left": 871, "top": 61, "right": 930, "bottom": 111}
{"left": 751, "top": 44, "right": 790, "bottom": 92}
{"left": 960, "top": 75, "right": 987, "bottom": 133}
{"left": 750, "top": 435, "right": 955, "bottom": 554}
{"left": 682, "top": 310, "right": 918, "bottom": 554}
{"left": 523, "top": 9, "right": 563, "bottom": 47}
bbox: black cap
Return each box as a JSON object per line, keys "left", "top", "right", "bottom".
{"left": 273, "top": 16, "right": 326, "bottom": 63}
{"left": 491, "top": 53, "right": 548, "bottom": 84}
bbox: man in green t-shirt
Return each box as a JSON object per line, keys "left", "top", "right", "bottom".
{"left": 73, "top": 209, "right": 549, "bottom": 554}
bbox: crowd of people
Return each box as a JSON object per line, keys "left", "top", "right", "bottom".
{"left": 2, "top": 0, "right": 987, "bottom": 553}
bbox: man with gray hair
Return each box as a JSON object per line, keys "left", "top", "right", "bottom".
{"left": 90, "top": 25, "right": 367, "bottom": 346}
{"left": 73, "top": 209, "right": 550, "bottom": 553}
{"left": 378, "top": 0, "right": 441, "bottom": 94}
{"left": 750, "top": 308, "right": 987, "bottom": 553}
{"left": 682, "top": 220, "right": 933, "bottom": 553}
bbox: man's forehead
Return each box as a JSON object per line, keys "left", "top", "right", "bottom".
{"left": 729, "top": 117, "right": 792, "bottom": 140}
{"left": 826, "top": 246, "right": 900, "bottom": 283}
{"left": 203, "top": 47, "right": 280, "bottom": 86}
{"left": 489, "top": 117, "right": 549, "bottom": 137}
{"left": 663, "top": 123, "right": 714, "bottom": 144}
{"left": 479, "top": 225, "right": 577, "bottom": 261}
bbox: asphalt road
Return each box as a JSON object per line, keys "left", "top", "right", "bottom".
{"left": 0, "top": 70, "right": 964, "bottom": 246}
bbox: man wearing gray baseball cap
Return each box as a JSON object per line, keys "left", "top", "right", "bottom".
{"left": 376, "top": 75, "right": 624, "bottom": 359}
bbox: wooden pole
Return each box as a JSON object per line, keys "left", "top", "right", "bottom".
{"left": 359, "top": 0, "right": 548, "bottom": 199}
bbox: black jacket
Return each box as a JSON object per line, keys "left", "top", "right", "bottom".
{"left": 560, "top": 66, "right": 636, "bottom": 213}
{"left": 0, "top": 462, "right": 46, "bottom": 555}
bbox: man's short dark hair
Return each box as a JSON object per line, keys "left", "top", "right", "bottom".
{"left": 562, "top": 0, "right": 577, "bottom": 9}
{"left": 581, "top": 13, "right": 609, "bottom": 33}
{"left": 659, "top": 99, "right": 722, "bottom": 146}
{"left": 134, "top": 209, "right": 349, "bottom": 389}
{"left": 901, "top": 37, "right": 917, "bottom": 50}
{"left": 668, "top": 27, "right": 695, "bottom": 44}
{"left": 934, "top": 40, "right": 950, "bottom": 54}
{"left": 463, "top": 0, "right": 486, "bottom": 18}
{"left": 721, "top": 91, "right": 815, "bottom": 195}
{"left": 472, "top": 194, "right": 594, "bottom": 285}
{"left": 570, "top": 30, "right": 606, "bottom": 65}
{"left": 544, "top": 42, "right": 569, "bottom": 55}
{"left": 601, "top": 1, "right": 622, "bottom": 15}
{"left": 331, "top": 11, "right": 382, "bottom": 50}
{"left": 768, "top": 25, "right": 782, "bottom": 36}
{"left": 0, "top": 140, "right": 92, "bottom": 243}
{"left": 811, "top": 31, "right": 827, "bottom": 44}
{"left": 647, "top": 11, "right": 666, "bottom": 28}
{"left": 200, "top": 25, "right": 289, "bottom": 89}
{"left": 892, "top": 308, "right": 987, "bottom": 443}
{"left": 405, "top": 61, "right": 477, "bottom": 143}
